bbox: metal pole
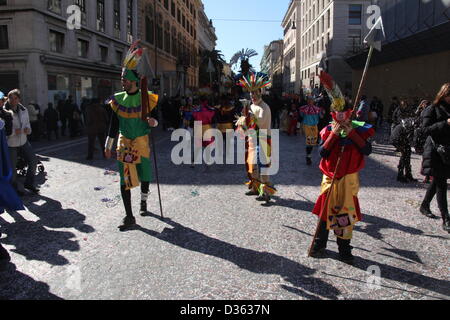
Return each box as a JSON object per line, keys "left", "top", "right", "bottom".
{"left": 154, "top": 0, "right": 158, "bottom": 93}
{"left": 352, "top": 45, "right": 374, "bottom": 113}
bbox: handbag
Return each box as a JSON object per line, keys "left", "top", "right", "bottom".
{"left": 431, "top": 137, "right": 450, "bottom": 165}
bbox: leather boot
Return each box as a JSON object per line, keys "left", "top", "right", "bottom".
{"left": 309, "top": 221, "right": 329, "bottom": 258}
{"left": 397, "top": 170, "right": 406, "bottom": 183}
{"left": 337, "top": 238, "right": 354, "bottom": 264}
{"left": 443, "top": 214, "right": 450, "bottom": 233}
{"left": 139, "top": 201, "right": 148, "bottom": 216}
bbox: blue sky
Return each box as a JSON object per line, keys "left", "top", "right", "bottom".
{"left": 203, "top": 0, "right": 289, "bottom": 71}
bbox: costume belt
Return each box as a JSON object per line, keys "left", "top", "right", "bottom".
{"left": 217, "top": 123, "right": 233, "bottom": 133}
{"left": 117, "top": 134, "right": 150, "bottom": 190}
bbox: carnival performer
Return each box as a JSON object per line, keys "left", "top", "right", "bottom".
{"left": 192, "top": 97, "right": 216, "bottom": 170}
{"left": 105, "top": 42, "right": 159, "bottom": 231}
{"left": 236, "top": 73, "right": 276, "bottom": 204}
{"left": 299, "top": 97, "right": 322, "bottom": 165}
{"left": 309, "top": 70, "right": 374, "bottom": 264}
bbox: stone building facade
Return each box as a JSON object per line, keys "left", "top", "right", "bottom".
{"left": 0, "top": 0, "right": 138, "bottom": 109}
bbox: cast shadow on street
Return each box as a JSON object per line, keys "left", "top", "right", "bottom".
{"left": 0, "top": 195, "right": 94, "bottom": 266}
{"left": 135, "top": 213, "right": 341, "bottom": 300}
{"left": 270, "top": 196, "right": 315, "bottom": 212}
{"left": 0, "top": 262, "right": 63, "bottom": 300}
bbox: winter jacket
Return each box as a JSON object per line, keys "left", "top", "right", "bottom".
{"left": 0, "top": 108, "right": 13, "bottom": 136}
{"left": 421, "top": 102, "right": 450, "bottom": 178}
{"left": 4, "top": 103, "right": 31, "bottom": 148}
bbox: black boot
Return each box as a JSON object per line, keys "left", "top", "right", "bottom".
{"left": 140, "top": 201, "right": 148, "bottom": 216}
{"left": 397, "top": 170, "right": 406, "bottom": 183}
{"left": 419, "top": 205, "right": 438, "bottom": 219}
{"left": 118, "top": 216, "right": 136, "bottom": 232}
{"left": 309, "top": 221, "right": 329, "bottom": 258}
{"left": 404, "top": 170, "right": 417, "bottom": 183}
{"left": 443, "top": 214, "right": 450, "bottom": 233}
{"left": 337, "top": 238, "right": 354, "bottom": 264}
{"left": 306, "top": 157, "right": 312, "bottom": 166}
{"left": 245, "top": 190, "right": 259, "bottom": 196}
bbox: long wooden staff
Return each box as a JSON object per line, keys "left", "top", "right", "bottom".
{"left": 308, "top": 145, "right": 345, "bottom": 257}
{"left": 141, "top": 76, "right": 164, "bottom": 219}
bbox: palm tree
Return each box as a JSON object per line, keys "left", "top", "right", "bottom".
{"left": 199, "top": 49, "right": 226, "bottom": 87}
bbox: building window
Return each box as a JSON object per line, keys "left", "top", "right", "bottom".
{"left": 49, "top": 30, "right": 64, "bottom": 53}
{"left": 99, "top": 45, "right": 108, "bottom": 62}
{"left": 75, "top": 0, "right": 87, "bottom": 25}
{"left": 177, "top": 8, "right": 181, "bottom": 24}
{"left": 171, "top": 27, "right": 177, "bottom": 56}
{"left": 48, "top": 0, "right": 62, "bottom": 14}
{"left": 164, "top": 0, "right": 169, "bottom": 10}
{"left": 349, "top": 4, "right": 362, "bottom": 25}
{"left": 145, "top": 4, "right": 154, "bottom": 44}
{"left": 164, "top": 21, "right": 171, "bottom": 53}
{"left": 0, "top": 0, "right": 7, "bottom": 5}
{"left": 348, "top": 29, "right": 361, "bottom": 53}
{"left": 171, "top": 1, "right": 175, "bottom": 17}
{"left": 97, "top": 0, "right": 105, "bottom": 32}
{"left": 127, "top": 0, "right": 133, "bottom": 42}
{"left": 0, "top": 25, "right": 8, "bottom": 49}
{"left": 156, "top": 14, "right": 163, "bottom": 50}
{"left": 116, "top": 50, "right": 123, "bottom": 65}
{"left": 77, "top": 39, "right": 89, "bottom": 58}
{"left": 114, "top": 0, "right": 121, "bottom": 37}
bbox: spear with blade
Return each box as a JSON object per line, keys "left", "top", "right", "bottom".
{"left": 137, "top": 43, "right": 164, "bottom": 219}
{"left": 352, "top": 16, "right": 386, "bottom": 115}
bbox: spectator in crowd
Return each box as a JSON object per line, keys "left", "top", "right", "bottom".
{"left": 86, "top": 98, "right": 109, "bottom": 160}
{"left": 27, "top": 101, "right": 40, "bottom": 141}
{"left": 80, "top": 97, "right": 90, "bottom": 127}
{"left": 270, "top": 94, "right": 281, "bottom": 129}
{"left": 392, "top": 98, "right": 415, "bottom": 130}
{"left": 287, "top": 103, "right": 299, "bottom": 136}
{"left": 44, "top": 103, "right": 59, "bottom": 141}
{"left": 387, "top": 96, "right": 400, "bottom": 134}
{"left": 4, "top": 89, "right": 39, "bottom": 195}
{"left": 65, "top": 96, "right": 81, "bottom": 138}
{"left": 317, "top": 90, "right": 332, "bottom": 132}
{"left": 356, "top": 95, "right": 370, "bottom": 122}
{"left": 57, "top": 99, "right": 67, "bottom": 136}
{"left": 419, "top": 83, "right": 450, "bottom": 232}
{"left": 370, "top": 96, "right": 384, "bottom": 129}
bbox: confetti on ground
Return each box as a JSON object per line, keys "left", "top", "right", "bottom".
{"left": 94, "top": 187, "right": 105, "bottom": 191}
{"left": 101, "top": 195, "right": 122, "bottom": 208}
{"left": 191, "top": 190, "right": 200, "bottom": 197}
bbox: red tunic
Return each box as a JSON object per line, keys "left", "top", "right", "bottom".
{"left": 319, "top": 123, "right": 375, "bottom": 179}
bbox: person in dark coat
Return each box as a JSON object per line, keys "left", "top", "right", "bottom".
{"left": 86, "top": 98, "right": 109, "bottom": 160}
{"left": 419, "top": 83, "right": 450, "bottom": 232}
{"left": 44, "top": 103, "right": 59, "bottom": 141}
{"left": 390, "top": 117, "right": 417, "bottom": 183}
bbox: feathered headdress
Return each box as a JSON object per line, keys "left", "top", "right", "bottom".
{"left": 122, "top": 41, "right": 144, "bottom": 81}
{"left": 237, "top": 72, "right": 271, "bottom": 92}
{"left": 319, "top": 70, "right": 346, "bottom": 112}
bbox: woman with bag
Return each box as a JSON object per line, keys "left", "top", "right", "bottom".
{"left": 419, "top": 83, "right": 450, "bottom": 233}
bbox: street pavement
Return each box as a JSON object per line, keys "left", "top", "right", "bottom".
{"left": 0, "top": 125, "right": 449, "bottom": 300}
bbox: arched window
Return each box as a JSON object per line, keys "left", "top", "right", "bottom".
{"left": 164, "top": 21, "right": 171, "bottom": 53}
{"left": 145, "top": 4, "right": 154, "bottom": 44}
